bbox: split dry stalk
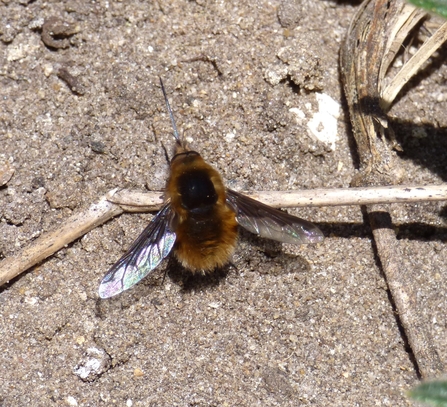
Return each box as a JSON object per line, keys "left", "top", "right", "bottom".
{"left": 340, "top": 0, "right": 447, "bottom": 378}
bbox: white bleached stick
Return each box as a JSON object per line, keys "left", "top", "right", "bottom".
{"left": 0, "top": 183, "right": 446, "bottom": 287}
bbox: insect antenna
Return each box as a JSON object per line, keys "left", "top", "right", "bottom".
{"left": 159, "top": 77, "right": 187, "bottom": 152}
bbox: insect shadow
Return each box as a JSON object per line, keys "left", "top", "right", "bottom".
{"left": 166, "top": 256, "right": 232, "bottom": 293}
{"left": 98, "top": 79, "right": 324, "bottom": 299}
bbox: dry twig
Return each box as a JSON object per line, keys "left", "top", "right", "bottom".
{"left": 340, "top": 0, "right": 447, "bottom": 378}
{"left": 1, "top": 184, "right": 446, "bottom": 289}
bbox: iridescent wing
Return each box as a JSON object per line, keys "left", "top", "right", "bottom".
{"left": 226, "top": 189, "right": 323, "bottom": 245}
{"left": 98, "top": 203, "right": 176, "bottom": 298}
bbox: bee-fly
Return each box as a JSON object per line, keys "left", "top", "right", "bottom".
{"left": 98, "top": 79, "right": 324, "bottom": 298}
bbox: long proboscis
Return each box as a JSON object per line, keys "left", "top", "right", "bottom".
{"left": 159, "top": 77, "right": 182, "bottom": 146}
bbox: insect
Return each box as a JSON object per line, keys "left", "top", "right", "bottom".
{"left": 98, "top": 79, "right": 324, "bottom": 298}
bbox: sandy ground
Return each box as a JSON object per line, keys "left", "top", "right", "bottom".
{"left": 1, "top": 0, "right": 447, "bottom": 406}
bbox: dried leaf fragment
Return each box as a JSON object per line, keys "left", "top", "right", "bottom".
{"left": 41, "top": 16, "right": 80, "bottom": 49}
{"left": 57, "top": 67, "right": 86, "bottom": 95}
